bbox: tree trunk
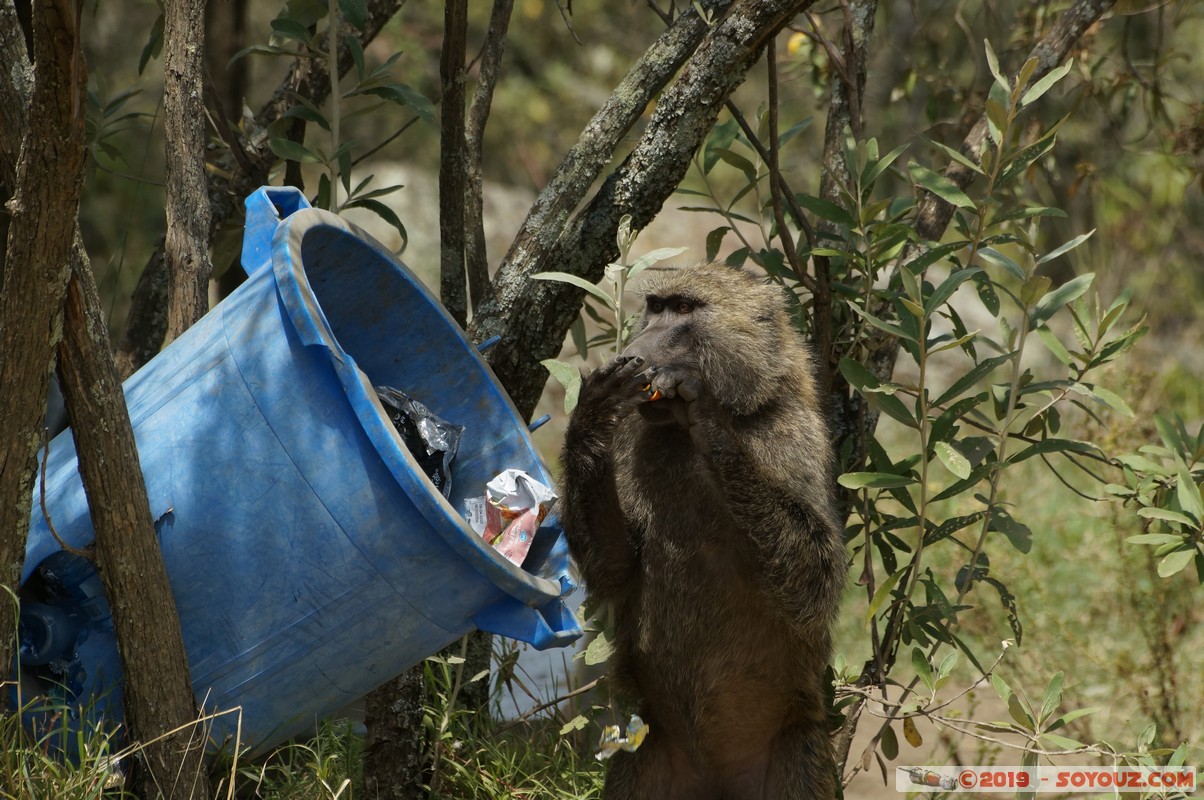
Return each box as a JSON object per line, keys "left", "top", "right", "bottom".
{"left": 58, "top": 238, "right": 211, "bottom": 799}
{"left": 163, "top": 0, "right": 213, "bottom": 342}
{"left": 0, "top": 0, "right": 86, "bottom": 686}
{"left": 363, "top": 667, "right": 431, "bottom": 800}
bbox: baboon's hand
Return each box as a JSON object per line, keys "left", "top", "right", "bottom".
{"left": 642, "top": 366, "right": 712, "bottom": 433}
{"left": 576, "top": 355, "right": 657, "bottom": 422}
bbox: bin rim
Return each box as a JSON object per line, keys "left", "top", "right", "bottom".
{"left": 270, "top": 207, "right": 566, "bottom": 609}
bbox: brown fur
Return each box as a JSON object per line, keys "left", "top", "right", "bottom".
{"left": 559, "top": 262, "right": 845, "bottom": 799}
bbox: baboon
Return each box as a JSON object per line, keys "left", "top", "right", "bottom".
{"left": 559, "top": 262, "right": 845, "bottom": 800}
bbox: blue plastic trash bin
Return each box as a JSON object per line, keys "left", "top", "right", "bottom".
{"left": 17, "top": 187, "right": 580, "bottom": 754}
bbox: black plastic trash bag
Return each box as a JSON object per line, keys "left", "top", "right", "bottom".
{"left": 376, "top": 386, "right": 465, "bottom": 499}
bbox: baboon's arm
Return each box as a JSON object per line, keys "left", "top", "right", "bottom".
{"left": 558, "top": 357, "right": 649, "bottom": 601}
{"left": 695, "top": 414, "right": 844, "bottom": 628}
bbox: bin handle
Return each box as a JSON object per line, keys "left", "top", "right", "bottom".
{"left": 471, "top": 592, "right": 582, "bottom": 651}
{"left": 241, "top": 187, "right": 311, "bottom": 277}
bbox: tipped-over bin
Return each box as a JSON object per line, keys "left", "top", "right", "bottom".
{"left": 17, "top": 187, "right": 580, "bottom": 754}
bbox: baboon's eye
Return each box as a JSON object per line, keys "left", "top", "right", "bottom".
{"left": 648, "top": 298, "right": 665, "bottom": 313}
{"left": 676, "top": 301, "right": 694, "bottom": 314}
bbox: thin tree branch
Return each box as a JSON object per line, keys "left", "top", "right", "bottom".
{"left": 440, "top": 0, "right": 469, "bottom": 327}
{"left": 464, "top": 0, "right": 514, "bottom": 315}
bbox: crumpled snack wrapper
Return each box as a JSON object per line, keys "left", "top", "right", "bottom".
{"left": 466, "top": 469, "right": 557, "bottom": 566}
{"left": 596, "top": 715, "right": 648, "bottom": 761}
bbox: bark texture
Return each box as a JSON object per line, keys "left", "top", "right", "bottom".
{"left": 0, "top": 0, "right": 86, "bottom": 684}
{"left": 469, "top": 0, "right": 815, "bottom": 417}
{"left": 163, "top": 0, "right": 213, "bottom": 342}
{"left": 363, "top": 667, "right": 431, "bottom": 800}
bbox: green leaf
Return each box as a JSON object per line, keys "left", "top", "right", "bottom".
{"left": 934, "top": 442, "right": 971, "bottom": 479}
{"left": 1029, "top": 273, "right": 1095, "bottom": 327}
{"left": 1008, "top": 693, "right": 1034, "bottom": 730}
{"left": 972, "top": 272, "right": 1000, "bottom": 316}
{"left": 1046, "top": 706, "right": 1100, "bottom": 731}
{"left": 1035, "top": 325, "right": 1072, "bottom": 366}
{"left": 983, "top": 39, "right": 1008, "bottom": 90}
{"left": 1040, "top": 731, "right": 1085, "bottom": 750}
{"left": 138, "top": 13, "right": 164, "bottom": 75}
{"left": 848, "top": 305, "right": 914, "bottom": 341}
{"left": 705, "top": 227, "right": 731, "bottom": 261}
{"left": 903, "top": 240, "right": 969, "bottom": 274}
{"left": 542, "top": 358, "right": 582, "bottom": 414}
{"left": 838, "top": 472, "right": 915, "bottom": 490}
{"left": 861, "top": 141, "right": 910, "bottom": 188}
{"left": 629, "top": 246, "right": 689, "bottom": 279}
{"left": 281, "top": 103, "right": 331, "bottom": 131}
{"left": 880, "top": 723, "right": 898, "bottom": 760}
{"left": 1158, "top": 547, "right": 1196, "bottom": 578}
{"left": 839, "top": 358, "right": 883, "bottom": 393}
{"left": 1176, "top": 461, "right": 1204, "bottom": 523}
{"left": 1007, "top": 438, "right": 1099, "bottom": 464}
{"left": 1020, "top": 61, "right": 1074, "bottom": 107}
{"left": 999, "top": 131, "right": 1058, "bottom": 185}
{"left": 1089, "top": 385, "right": 1134, "bottom": 417}
{"left": 978, "top": 246, "right": 1026, "bottom": 282}
{"left": 532, "top": 271, "right": 615, "bottom": 307}
{"left": 271, "top": 17, "right": 317, "bottom": 46}
{"left": 1040, "top": 672, "right": 1064, "bottom": 722}
{"left": 270, "top": 138, "right": 325, "bottom": 164}
{"left": 714, "top": 147, "right": 757, "bottom": 181}
{"left": 925, "top": 268, "right": 981, "bottom": 315}
{"left": 344, "top": 198, "right": 408, "bottom": 250}
{"left": 924, "top": 137, "right": 983, "bottom": 174}
{"left": 794, "top": 193, "right": 855, "bottom": 227}
{"left": 338, "top": 0, "right": 369, "bottom": 28}
{"left": 933, "top": 353, "right": 1013, "bottom": 407}
{"left": 1036, "top": 231, "right": 1095, "bottom": 266}
{"left": 869, "top": 392, "right": 920, "bottom": 430}
{"left": 991, "top": 673, "right": 1013, "bottom": 705}
{"left": 559, "top": 714, "right": 589, "bottom": 735}
{"left": 908, "top": 162, "right": 975, "bottom": 209}
{"left": 912, "top": 647, "right": 933, "bottom": 691}
{"left": 865, "top": 567, "right": 907, "bottom": 624}
{"left": 346, "top": 33, "right": 366, "bottom": 81}
{"left": 992, "top": 511, "right": 1032, "bottom": 554}
{"left": 362, "top": 84, "right": 435, "bottom": 124}
{"left": 583, "top": 630, "right": 615, "bottom": 665}
{"left": 1127, "top": 531, "right": 1189, "bottom": 544}
{"left": 703, "top": 118, "right": 739, "bottom": 174}
{"left": 777, "top": 117, "right": 813, "bottom": 149}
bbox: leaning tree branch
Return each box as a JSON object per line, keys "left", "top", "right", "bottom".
{"left": 115, "top": 0, "right": 408, "bottom": 377}
{"left": 471, "top": 0, "right": 817, "bottom": 418}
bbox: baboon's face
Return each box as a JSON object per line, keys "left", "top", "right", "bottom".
{"left": 620, "top": 292, "right": 705, "bottom": 426}
{"left": 622, "top": 291, "right": 703, "bottom": 371}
